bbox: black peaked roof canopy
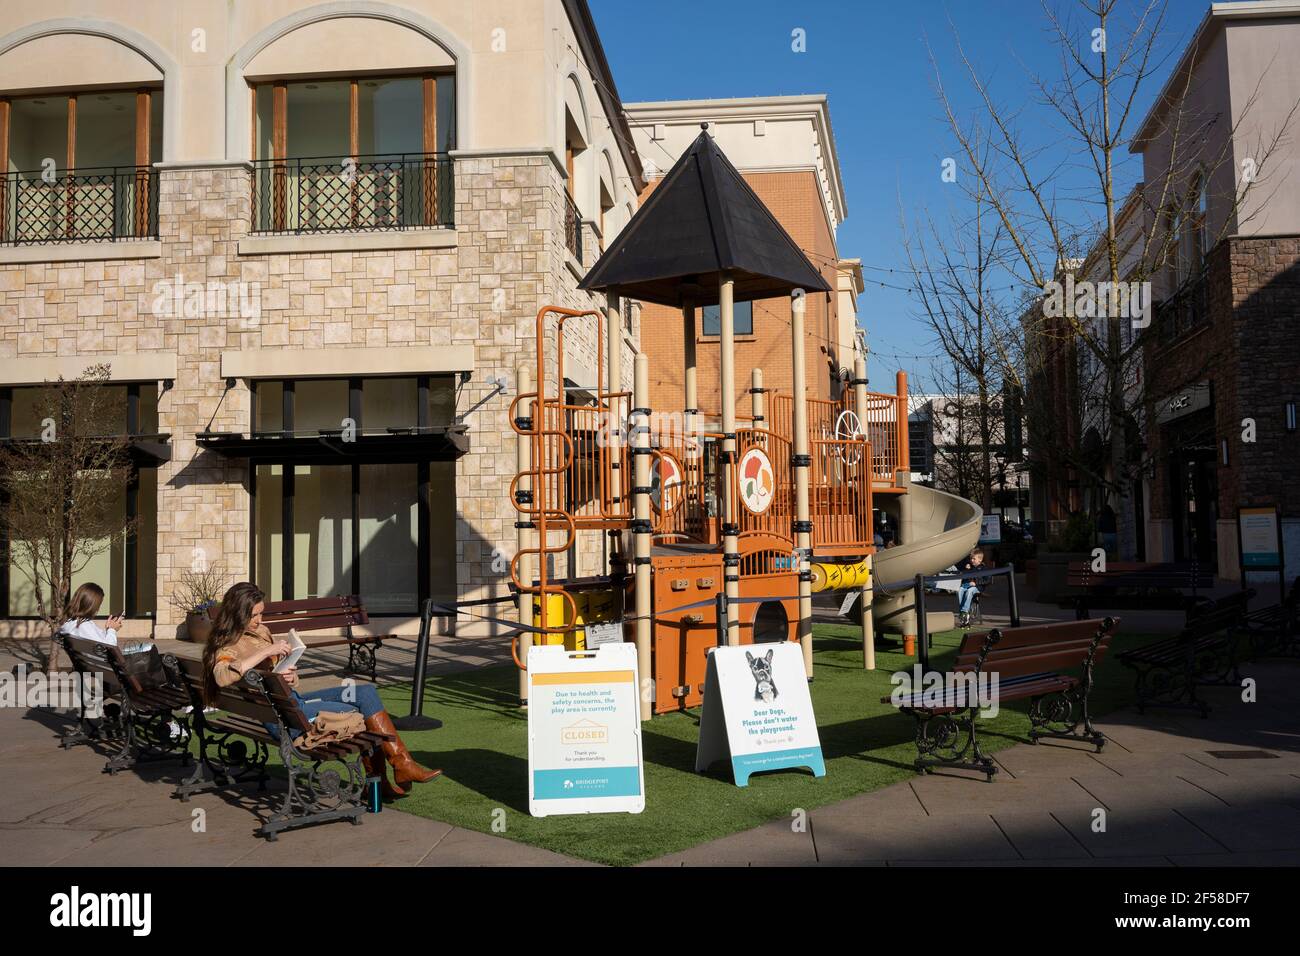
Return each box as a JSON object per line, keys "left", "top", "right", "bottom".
{"left": 579, "top": 129, "right": 832, "bottom": 308}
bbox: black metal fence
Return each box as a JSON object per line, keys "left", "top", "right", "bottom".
{"left": 1, "top": 166, "right": 158, "bottom": 245}
{"left": 563, "top": 189, "right": 582, "bottom": 261}
{"left": 250, "top": 153, "right": 454, "bottom": 235}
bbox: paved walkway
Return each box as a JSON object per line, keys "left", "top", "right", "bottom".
{"left": 4, "top": 578, "right": 1296, "bottom": 867}
{"left": 645, "top": 661, "right": 1300, "bottom": 865}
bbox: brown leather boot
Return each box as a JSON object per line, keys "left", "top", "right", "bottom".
{"left": 361, "top": 748, "right": 409, "bottom": 800}
{"left": 366, "top": 711, "right": 441, "bottom": 786}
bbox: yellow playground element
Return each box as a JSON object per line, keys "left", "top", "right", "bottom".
{"left": 531, "top": 586, "right": 620, "bottom": 651}
{"left": 809, "top": 559, "right": 871, "bottom": 593}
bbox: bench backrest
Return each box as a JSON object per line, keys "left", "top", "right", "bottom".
{"left": 1066, "top": 562, "right": 1214, "bottom": 588}
{"left": 262, "top": 595, "right": 368, "bottom": 636}
{"left": 1183, "top": 604, "right": 1246, "bottom": 640}
{"left": 1189, "top": 589, "right": 1254, "bottom": 621}
{"left": 61, "top": 634, "right": 141, "bottom": 695}
{"left": 172, "top": 655, "right": 310, "bottom": 734}
{"left": 955, "top": 618, "right": 1119, "bottom": 680}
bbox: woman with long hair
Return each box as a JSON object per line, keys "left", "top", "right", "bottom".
{"left": 59, "top": 583, "right": 124, "bottom": 645}
{"left": 203, "top": 581, "right": 439, "bottom": 799}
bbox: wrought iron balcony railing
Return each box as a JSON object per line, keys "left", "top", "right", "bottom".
{"left": 0, "top": 165, "right": 158, "bottom": 246}
{"left": 564, "top": 189, "right": 583, "bottom": 262}
{"left": 250, "top": 153, "right": 454, "bottom": 235}
{"left": 1155, "top": 268, "right": 1209, "bottom": 345}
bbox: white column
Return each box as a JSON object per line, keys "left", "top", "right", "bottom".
{"left": 516, "top": 364, "right": 534, "bottom": 702}
{"left": 853, "top": 355, "right": 875, "bottom": 670}
{"left": 719, "top": 276, "right": 740, "bottom": 643}
{"left": 633, "top": 352, "right": 653, "bottom": 720}
{"left": 792, "top": 291, "right": 813, "bottom": 675}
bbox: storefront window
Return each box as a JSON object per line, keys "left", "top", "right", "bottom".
{"left": 246, "top": 376, "right": 460, "bottom": 614}
{"left": 362, "top": 377, "right": 417, "bottom": 432}
{"left": 360, "top": 463, "right": 419, "bottom": 613}
{"left": 294, "top": 465, "right": 352, "bottom": 600}
{"left": 293, "top": 379, "right": 349, "bottom": 434}
{"left": 2, "top": 385, "right": 157, "bottom": 618}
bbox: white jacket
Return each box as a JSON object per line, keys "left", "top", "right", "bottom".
{"left": 58, "top": 618, "right": 118, "bottom": 646}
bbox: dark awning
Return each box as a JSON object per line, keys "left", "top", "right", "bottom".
{"left": 0, "top": 434, "right": 172, "bottom": 466}
{"left": 579, "top": 129, "right": 832, "bottom": 308}
{"left": 196, "top": 427, "right": 469, "bottom": 464}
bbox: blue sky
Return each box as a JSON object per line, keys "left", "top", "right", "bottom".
{"left": 590, "top": 0, "right": 1215, "bottom": 388}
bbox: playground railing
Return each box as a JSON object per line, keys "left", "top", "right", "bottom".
{"left": 913, "top": 565, "right": 1021, "bottom": 669}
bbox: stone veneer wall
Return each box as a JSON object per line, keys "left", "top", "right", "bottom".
{"left": 2, "top": 154, "right": 631, "bottom": 635}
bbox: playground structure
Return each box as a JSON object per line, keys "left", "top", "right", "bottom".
{"left": 507, "top": 129, "right": 980, "bottom": 719}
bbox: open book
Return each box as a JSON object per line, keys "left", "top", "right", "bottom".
{"left": 273, "top": 628, "right": 306, "bottom": 674}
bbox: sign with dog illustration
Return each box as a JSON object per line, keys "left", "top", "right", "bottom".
{"left": 738, "top": 446, "right": 775, "bottom": 514}
{"left": 695, "top": 643, "right": 826, "bottom": 786}
{"left": 527, "top": 642, "right": 645, "bottom": 817}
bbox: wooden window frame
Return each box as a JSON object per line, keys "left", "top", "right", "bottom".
{"left": 0, "top": 88, "right": 156, "bottom": 242}
{"left": 251, "top": 73, "right": 444, "bottom": 229}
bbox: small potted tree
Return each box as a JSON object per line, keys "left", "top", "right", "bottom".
{"left": 170, "top": 563, "right": 226, "bottom": 642}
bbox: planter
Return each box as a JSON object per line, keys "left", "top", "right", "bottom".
{"left": 184, "top": 612, "right": 213, "bottom": 643}
{"left": 1034, "top": 552, "right": 1090, "bottom": 604}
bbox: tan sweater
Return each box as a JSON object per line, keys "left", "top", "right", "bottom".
{"left": 212, "top": 624, "right": 279, "bottom": 688}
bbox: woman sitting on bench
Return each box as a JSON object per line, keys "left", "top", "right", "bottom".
{"left": 201, "top": 582, "right": 439, "bottom": 799}
{"left": 59, "top": 583, "right": 124, "bottom": 646}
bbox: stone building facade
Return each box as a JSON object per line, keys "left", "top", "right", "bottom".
{"left": 0, "top": 1, "right": 644, "bottom": 637}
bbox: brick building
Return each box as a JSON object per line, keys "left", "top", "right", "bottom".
{"left": 624, "top": 96, "right": 863, "bottom": 424}
{"left": 0, "top": 1, "right": 643, "bottom": 637}
{"left": 1134, "top": 2, "right": 1300, "bottom": 582}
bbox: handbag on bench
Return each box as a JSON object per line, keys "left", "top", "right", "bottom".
{"left": 119, "top": 644, "right": 170, "bottom": 691}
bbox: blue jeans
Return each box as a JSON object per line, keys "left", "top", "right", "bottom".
{"left": 266, "top": 683, "right": 384, "bottom": 739}
{"left": 958, "top": 584, "right": 979, "bottom": 613}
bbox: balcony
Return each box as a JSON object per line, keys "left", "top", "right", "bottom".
{"left": 0, "top": 166, "right": 158, "bottom": 246}
{"left": 564, "top": 190, "right": 583, "bottom": 262}
{"left": 250, "top": 153, "right": 453, "bottom": 235}
{"left": 1155, "top": 269, "right": 1209, "bottom": 346}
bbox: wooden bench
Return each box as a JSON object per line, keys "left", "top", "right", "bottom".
{"left": 1115, "top": 601, "right": 1248, "bottom": 716}
{"left": 1242, "top": 577, "right": 1300, "bottom": 657}
{"left": 1065, "top": 562, "right": 1213, "bottom": 619}
{"left": 883, "top": 618, "right": 1120, "bottom": 780}
{"left": 262, "top": 596, "right": 385, "bottom": 682}
{"left": 58, "top": 634, "right": 192, "bottom": 774}
{"left": 170, "top": 654, "right": 393, "bottom": 840}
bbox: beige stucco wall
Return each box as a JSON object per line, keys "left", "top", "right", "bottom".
{"left": 0, "top": 1, "right": 640, "bottom": 215}
{"left": 0, "top": 2, "right": 641, "bottom": 634}
{"left": 1224, "top": 17, "right": 1300, "bottom": 236}
{"left": 1137, "top": 9, "right": 1300, "bottom": 251}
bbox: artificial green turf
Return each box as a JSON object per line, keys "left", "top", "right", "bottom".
{"left": 380, "top": 624, "right": 1158, "bottom": 866}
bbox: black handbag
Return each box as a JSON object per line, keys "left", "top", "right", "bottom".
{"left": 119, "top": 644, "right": 169, "bottom": 690}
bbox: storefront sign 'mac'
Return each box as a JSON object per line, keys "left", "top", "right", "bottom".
{"left": 1156, "top": 382, "right": 1211, "bottom": 425}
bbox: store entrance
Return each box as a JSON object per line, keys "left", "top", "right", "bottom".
{"left": 1169, "top": 444, "right": 1218, "bottom": 570}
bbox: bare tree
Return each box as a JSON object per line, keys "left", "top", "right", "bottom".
{"left": 1, "top": 364, "right": 136, "bottom": 670}
{"left": 912, "top": 0, "right": 1297, "bottom": 558}
{"left": 903, "top": 167, "right": 1010, "bottom": 514}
